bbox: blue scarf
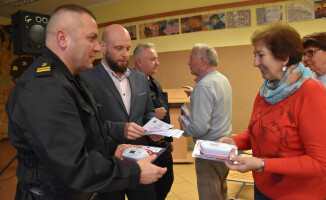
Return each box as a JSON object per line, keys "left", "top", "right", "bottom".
{"left": 260, "top": 62, "right": 312, "bottom": 105}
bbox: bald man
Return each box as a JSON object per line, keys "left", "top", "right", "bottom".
{"left": 81, "top": 24, "right": 163, "bottom": 200}
{"left": 6, "top": 5, "right": 166, "bottom": 200}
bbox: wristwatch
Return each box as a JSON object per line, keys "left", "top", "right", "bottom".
{"left": 256, "top": 158, "right": 265, "bottom": 173}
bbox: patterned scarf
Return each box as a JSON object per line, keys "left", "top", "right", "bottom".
{"left": 260, "top": 62, "right": 312, "bottom": 105}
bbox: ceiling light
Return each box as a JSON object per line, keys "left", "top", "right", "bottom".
{"left": 3, "top": 0, "right": 38, "bottom": 7}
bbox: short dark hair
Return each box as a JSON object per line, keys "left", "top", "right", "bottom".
{"left": 251, "top": 23, "right": 303, "bottom": 66}
{"left": 53, "top": 4, "right": 96, "bottom": 20}
{"left": 302, "top": 32, "right": 326, "bottom": 50}
{"left": 210, "top": 14, "right": 220, "bottom": 21}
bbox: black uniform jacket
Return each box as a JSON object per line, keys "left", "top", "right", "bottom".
{"left": 148, "top": 76, "right": 172, "bottom": 143}
{"left": 6, "top": 48, "right": 140, "bottom": 199}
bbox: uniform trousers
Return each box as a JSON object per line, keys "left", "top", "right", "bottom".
{"left": 98, "top": 183, "right": 155, "bottom": 200}
{"left": 195, "top": 158, "right": 229, "bottom": 200}
{"left": 153, "top": 148, "right": 174, "bottom": 200}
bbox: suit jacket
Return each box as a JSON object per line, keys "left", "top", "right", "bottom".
{"left": 80, "top": 62, "right": 155, "bottom": 145}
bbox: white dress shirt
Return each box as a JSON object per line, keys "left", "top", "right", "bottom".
{"left": 102, "top": 61, "right": 131, "bottom": 114}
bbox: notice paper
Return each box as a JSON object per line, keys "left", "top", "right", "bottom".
{"left": 144, "top": 117, "right": 184, "bottom": 138}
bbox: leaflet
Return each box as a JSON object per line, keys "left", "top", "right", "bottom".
{"left": 178, "top": 104, "right": 191, "bottom": 127}
{"left": 146, "top": 129, "right": 184, "bottom": 138}
{"left": 144, "top": 117, "right": 184, "bottom": 138}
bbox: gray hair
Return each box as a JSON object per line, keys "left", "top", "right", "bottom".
{"left": 192, "top": 44, "right": 218, "bottom": 66}
{"left": 133, "top": 43, "right": 155, "bottom": 61}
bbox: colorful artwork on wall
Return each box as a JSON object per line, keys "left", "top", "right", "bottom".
{"left": 257, "top": 6, "right": 283, "bottom": 25}
{"left": 286, "top": 2, "right": 315, "bottom": 22}
{"left": 125, "top": 25, "right": 137, "bottom": 40}
{"left": 180, "top": 15, "right": 203, "bottom": 33}
{"left": 202, "top": 13, "right": 226, "bottom": 31}
{"left": 158, "top": 19, "right": 179, "bottom": 36}
{"left": 226, "top": 10, "right": 251, "bottom": 28}
{"left": 124, "top": 2, "right": 323, "bottom": 39}
{"left": 315, "top": 0, "right": 326, "bottom": 19}
{"left": 139, "top": 22, "right": 159, "bottom": 39}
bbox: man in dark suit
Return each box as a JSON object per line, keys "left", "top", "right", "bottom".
{"left": 80, "top": 24, "right": 163, "bottom": 200}
{"left": 134, "top": 43, "right": 174, "bottom": 200}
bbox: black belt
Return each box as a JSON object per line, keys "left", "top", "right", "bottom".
{"left": 27, "top": 186, "right": 98, "bottom": 200}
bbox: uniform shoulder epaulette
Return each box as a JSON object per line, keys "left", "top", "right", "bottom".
{"left": 35, "top": 61, "right": 53, "bottom": 77}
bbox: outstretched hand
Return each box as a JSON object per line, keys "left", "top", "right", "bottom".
{"left": 155, "top": 107, "right": 167, "bottom": 120}
{"left": 225, "top": 156, "right": 263, "bottom": 173}
{"left": 178, "top": 117, "right": 186, "bottom": 129}
{"left": 137, "top": 155, "right": 167, "bottom": 184}
{"left": 148, "top": 134, "right": 164, "bottom": 141}
{"left": 124, "top": 122, "right": 145, "bottom": 140}
{"left": 218, "top": 137, "right": 236, "bottom": 146}
{"left": 182, "top": 86, "right": 193, "bottom": 97}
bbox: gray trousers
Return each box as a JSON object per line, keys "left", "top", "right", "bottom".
{"left": 195, "top": 158, "right": 229, "bottom": 200}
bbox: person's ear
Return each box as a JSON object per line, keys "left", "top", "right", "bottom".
{"left": 57, "top": 30, "right": 67, "bottom": 49}
{"left": 136, "top": 57, "right": 142, "bottom": 67}
{"left": 283, "top": 57, "right": 290, "bottom": 66}
{"left": 99, "top": 41, "right": 106, "bottom": 53}
{"left": 201, "top": 57, "right": 207, "bottom": 65}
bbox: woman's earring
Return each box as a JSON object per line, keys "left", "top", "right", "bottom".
{"left": 282, "top": 66, "right": 287, "bottom": 71}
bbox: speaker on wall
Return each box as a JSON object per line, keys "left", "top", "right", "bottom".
{"left": 11, "top": 10, "right": 50, "bottom": 55}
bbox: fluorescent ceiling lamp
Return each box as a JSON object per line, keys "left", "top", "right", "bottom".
{"left": 3, "top": 0, "right": 38, "bottom": 7}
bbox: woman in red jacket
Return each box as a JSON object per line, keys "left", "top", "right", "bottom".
{"left": 220, "top": 23, "right": 326, "bottom": 200}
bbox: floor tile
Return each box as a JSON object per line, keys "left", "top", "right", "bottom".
{"left": 177, "top": 190, "right": 199, "bottom": 200}
{"left": 187, "top": 178, "right": 197, "bottom": 187}
{"left": 173, "top": 173, "right": 186, "bottom": 184}
{"left": 177, "top": 168, "right": 196, "bottom": 181}
{"left": 166, "top": 194, "right": 181, "bottom": 200}
{"left": 171, "top": 180, "right": 196, "bottom": 195}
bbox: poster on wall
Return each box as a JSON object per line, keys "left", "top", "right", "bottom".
{"left": 181, "top": 15, "right": 203, "bottom": 33}
{"left": 202, "top": 13, "right": 226, "bottom": 31}
{"left": 257, "top": 6, "right": 283, "bottom": 25}
{"left": 286, "top": 2, "right": 315, "bottom": 22}
{"left": 139, "top": 22, "right": 159, "bottom": 39}
{"left": 226, "top": 10, "right": 251, "bottom": 28}
{"left": 124, "top": 25, "right": 137, "bottom": 40}
{"left": 158, "top": 19, "right": 179, "bottom": 36}
{"left": 315, "top": 0, "right": 326, "bottom": 19}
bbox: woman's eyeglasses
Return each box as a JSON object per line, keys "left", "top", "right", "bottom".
{"left": 303, "top": 49, "right": 322, "bottom": 58}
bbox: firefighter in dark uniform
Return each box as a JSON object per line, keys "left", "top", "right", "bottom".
{"left": 6, "top": 5, "right": 166, "bottom": 200}
{"left": 133, "top": 43, "right": 174, "bottom": 200}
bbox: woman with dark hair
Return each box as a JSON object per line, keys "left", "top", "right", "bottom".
{"left": 303, "top": 32, "right": 326, "bottom": 87}
{"left": 220, "top": 23, "right": 326, "bottom": 199}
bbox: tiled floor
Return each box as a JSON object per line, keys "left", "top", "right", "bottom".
{"left": 0, "top": 140, "right": 254, "bottom": 200}
{"left": 166, "top": 158, "right": 254, "bottom": 200}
